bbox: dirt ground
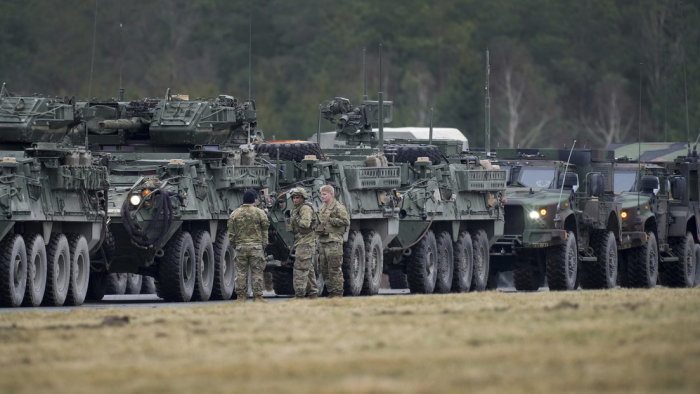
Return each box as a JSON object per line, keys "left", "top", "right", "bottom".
{"left": 1, "top": 288, "right": 699, "bottom": 394}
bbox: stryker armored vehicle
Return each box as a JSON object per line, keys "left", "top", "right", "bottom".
{"left": 78, "top": 89, "right": 270, "bottom": 302}
{"left": 488, "top": 148, "right": 622, "bottom": 291}
{"left": 609, "top": 142, "right": 699, "bottom": 288}
{"left": 379, "top": 135, "right": 506, "bottom": 294}
{"left": 0, "top": 84, "right": 109, "bottom": 307}
{"left": 256, "top": 97, "right": 401, "bottom": 296}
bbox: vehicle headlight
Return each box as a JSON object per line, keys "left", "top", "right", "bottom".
{"left": 129, "top": 194, "right": 142, "bottom": 206}
{"left": 529, "top": 210, "right": 540, "bottom": 219}
{"left": 621, "top": 211, "right": 628, "bottom": 219}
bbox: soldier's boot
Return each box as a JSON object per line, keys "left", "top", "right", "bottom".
{"left": 307, "top": 294, "right": 318, "bottom": 300}
{"left": 290, "top": 296, "right": 305, "bottom": 301}
{"left": 328, "top": 293, "right": 343, "bottom": 299}
{"left": 235, "top": 295, "right": 247, "bottom": 303}
{"left": 254, "top": 295, "right": 268, "bottom": 303}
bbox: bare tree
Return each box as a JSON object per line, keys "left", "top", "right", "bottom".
{"left": 580, "top": 75, "right": 635, "bottom": 146}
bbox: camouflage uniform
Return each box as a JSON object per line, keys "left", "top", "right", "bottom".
{"left": 228, "top": 204, "right": 269, "bottom": 298}
{"left": 287, "top": 194, "right": 318, "bottom": 298}
{"left": 316, "top": 199, "right": 350, "bottom": 296}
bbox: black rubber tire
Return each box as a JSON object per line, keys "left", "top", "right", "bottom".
{"left": 106, "top": 273, "right": 127, "bottom": 295}
{"left": 513, "top": 267, "right": 545, "bottom": 291}
{"left": 141, "top": 276, "right": 156, "bottom": 294}
{"left": 434, "top": 231, "right": 454, "bottom": 294}
{"left": 125, "top": 274, "right": 143, "bottom": 295}
{"left": 342, "top": 230, "right": 366, "bottom": 296}
{"left": 580, "top": 230, "right": 618, "bottom": 289}
{"left": 662, "top": 232, "right": 696, "bottom": 288}
{"left": 65, "top": 234, "right": 90, "bottom": 306}
{"left": 191, "top": 230, "right": 215, "bottom": 302}
{"left": 156, "top": 231, "right": 196, "bottom": 302}
{"left": 388, "top": 268, "right": 408, "bottom": 289}
{"left": 406, "top": 230, "right": 438, "bottom": 294}
{"left": 384, "top": 144, "right": 442, "bottom": 165}
{"left": 272, "top": 268, "right": 294, "bottom": 296}
{"left": 361, "top": 231, "right": 383, "bottom": 296}
{"left": 0, "top": 234, "right": 27, "bottom": 307}
{"left": 102, "top": 226, "right": 115, "bottom": 262}
{"left": 546, "top": 231, "right": 578, "bottom": 291}
{"left": 470, "top": 230, "right": 490, "bottom": 292}
{"left": 694, "top": 244, "right": 700, "bottom": 287}
{"left": 627, "top": 232, "right": 658, "bottom": 288}
{"left": 42, "top": 234, "right": 71, "bottom": 306}
{"left": 86, "top": 273, "right": 107, "bottom": 301}
{"left": 22, "top": 233, "right": 47, "bottom": 307}
{"left": 451, "top": 231, "right": 473, "bottom": 292}
{"left": 211, "top": 230, "right": 234, "bottom": 300}
{"left": 254, "top": 142, "right": 324, "bottom": 162}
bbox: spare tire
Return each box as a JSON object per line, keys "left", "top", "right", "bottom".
{"left": 254, "top": 142, "right": 324, "bottom": 162}
{"left": 384, "top": 144, "right": 442, "bottom": 165}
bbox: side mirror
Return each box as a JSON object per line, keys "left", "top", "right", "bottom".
{"left": 672, "top": 177, "right": 687, "bottom": 200}
{"left": 639, "top": 175, "right": 660, "bottom": 194}
{"left": 589, "top": 173, "right": 605, "bottom": 197}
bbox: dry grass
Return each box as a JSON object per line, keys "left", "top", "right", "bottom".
{"left": 1, "top": 288, "right": 699, "bottom": 394}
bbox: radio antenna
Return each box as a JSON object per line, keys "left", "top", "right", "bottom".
{"left": 87, "top": 0, "right": 98, "bottom": 102}
{"left": 378, "top": 44, "right": 384, "bottom": 152}
{"left": 557, "top": 140, "right": 576, "bottom": 211}
{"left": 680, "top": 2, "right": 691, "bottom": 155}
{"left": 248, "top": 0, "right": 253, "bottom": 102}
{"left": 363, "top": 47, "right": 368, "bottom": 102}
{"left": 485, "top": 49, "right": 491, "bottom": 158}
{"left": 118, "top": 2, "right": 124, "bottom": 101}
{"left": 638, "top": 62, "right": 643, "bottom": 214}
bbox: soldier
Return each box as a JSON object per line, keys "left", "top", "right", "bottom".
{"left": 316, "top": 184, "right": 350, "bottom": 298}
{"left": 286, "top": 188, "right": 319, "bottom": 299}
{"left": 228, "top": 189, "right": 270, "bottom": 303}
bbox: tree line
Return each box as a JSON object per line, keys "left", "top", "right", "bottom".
{"left": 0, "top": 0, "right": 698, "bottom": 148}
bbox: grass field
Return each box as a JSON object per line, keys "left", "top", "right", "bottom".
{"left": 1, "top": 288, "right": 699, "bottom": 394}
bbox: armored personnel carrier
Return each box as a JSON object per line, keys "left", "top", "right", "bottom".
{"left": 609, "top": 142, "right": 699, "bottom": 288}
{"left": 489, "top": 148, "right": 622, "bottom": 291}
{"left": 257, "top": 97, "right": 401, "bottom": 296}
{"left": 0, "top": 84, "right": 109, "bottom": 307}
{"left": 80, "top": 89, "right": 269, "bottom": 302}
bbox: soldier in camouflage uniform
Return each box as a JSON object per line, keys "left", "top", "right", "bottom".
{"left": 286, "top": 188, "right": 319, "bottom": 299}
{"left": 228, "top": 189, "right": 270, "bottom": 303}
{"left": 316, "top": 185, "right": 350, "bottom": 298}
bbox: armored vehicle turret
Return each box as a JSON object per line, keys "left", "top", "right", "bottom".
{"left": 489, "top": 148, "right": 622, "bottom": 291}
{"left": 84, "top": 89, "right": 270, "bottom": 302}
{"left": 0, "top": 84, "right": 109, "bottom": 307}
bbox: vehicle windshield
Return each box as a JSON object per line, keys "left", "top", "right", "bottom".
{"left": 614, "top": 170, "right": 637, "bottom": 192}
{"left": 518, "top": 167, "right": 556, "bottom": 189}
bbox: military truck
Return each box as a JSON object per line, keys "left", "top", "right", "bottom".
{"left": 257, "top": 97, "right": 401, "bottom": 296}
{"left": 79, "top": 90, "right": 270, "bottom": 302}
{"left": 0, "top": 84, "right": 109, "bottom": 307}
{"left": 488, "top": 148, "right": 622, "bottom": 291}
{"left": 378, "top": 137, "right": 506, "bottom": 294}
{"left": 609, "top": 142, "right": 699, "bottom": 288}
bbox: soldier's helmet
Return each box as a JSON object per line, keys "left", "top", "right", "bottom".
{"left": 290, "top": 188, "right": 308, "bottom": 199}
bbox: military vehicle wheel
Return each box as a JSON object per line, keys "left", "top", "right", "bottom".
{"left": 42, "top": 234, "right": 71, "bottom": 306}
{"left": 272, "top": 268, "right": 294, "bottom": 296}
{"left": 191, "top": 230, "right": 215, "bottom": 302}
{"left": 102, "top": 227, "right": 115, "bottom": 262}
{"left": 451, "top": 231, "right": 473, "bottom": 293}
{"left": 211, "top": 230, "right": 234, "bottom": 300}
{"left": 470, "top": 230, "right": 490, "bottom": 292}
{"left": 513, "top": 267, "right": 545, "bottom": 291}
{"left": 22, "top": 233, "right": 47, "bottom": 307}
{"left": 157, "top": 231, "right": 196, "bottom": 302}
{"left": 434, "top": 232, "right": 454, "bottom": 294}
{"left": 254, "top": 142, "right": 324, "bottom": 162}
{"left": 406, "top": 230, "right": 438, "bottom": 294}
{"left": 694, "top": 244, "right": 700, "bottom": 287}
{"left": 106, "top": 273, "right": 128, "bottom": 295}
{"left": 546, "top": 231, "right": 578, "bottom": 291}
{"left": 0, "top": 234, "right": 27, "bottom": 307}
{"left": 125, "top": 274, "right": 143, "bottom": 295}
{"left": 384, "top": 144, "right": 442, "bottom": 165}
{"left": 141, "top": 276, "right": 156, "bottom": 294}
{"left": 388, "top": 268, "right": 408, "bottom": 289}
{"left": 361, "top": 231, "right": 383, "bottom": 295}
{"left": 65, "top": 234, "right": 90, "bottom": 306}
{"left": 86, "top": 273, "right": 107, "bottom": 301}
{"left": 342, "top": 230, "right": 366, "bottom": 296}
{"left": 662, "top": 232, "right": 696, "bottom": 288}
{"left": 581, "top": 230, "right": 618, "bottom": 289}
{"left": 627, "top": 232, "right": 658, "bottom": 288}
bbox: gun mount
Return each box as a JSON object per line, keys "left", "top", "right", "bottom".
{"left": 320, "top": 97, "right": 392, "bottom": 147}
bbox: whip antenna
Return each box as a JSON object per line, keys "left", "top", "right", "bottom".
{"left": 557, "top": 141, "right": 576, "bottom": 211}
{"left": 87, "top": 0, "right": 98, "bottom": 102}
{"left": 118, "top": 2, "right": 124, "bottom": 101}
{"left": 363, "top": 48, "right": 368, "bottom": 102}
{"left": 680, "top": 2, "right": 691, "bottom": 155}
{"left": 248, "top": 0, "right": 252, "bottom": 102}
{"left": 638, "top": 62, "right": 643, "bottom": 214}
{"left": 485, "top": 49, "right": 491, "bottom": 157}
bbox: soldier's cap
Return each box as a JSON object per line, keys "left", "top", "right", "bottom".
{"left": 243, "top": 189, "right": 257, "bottom": 204}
